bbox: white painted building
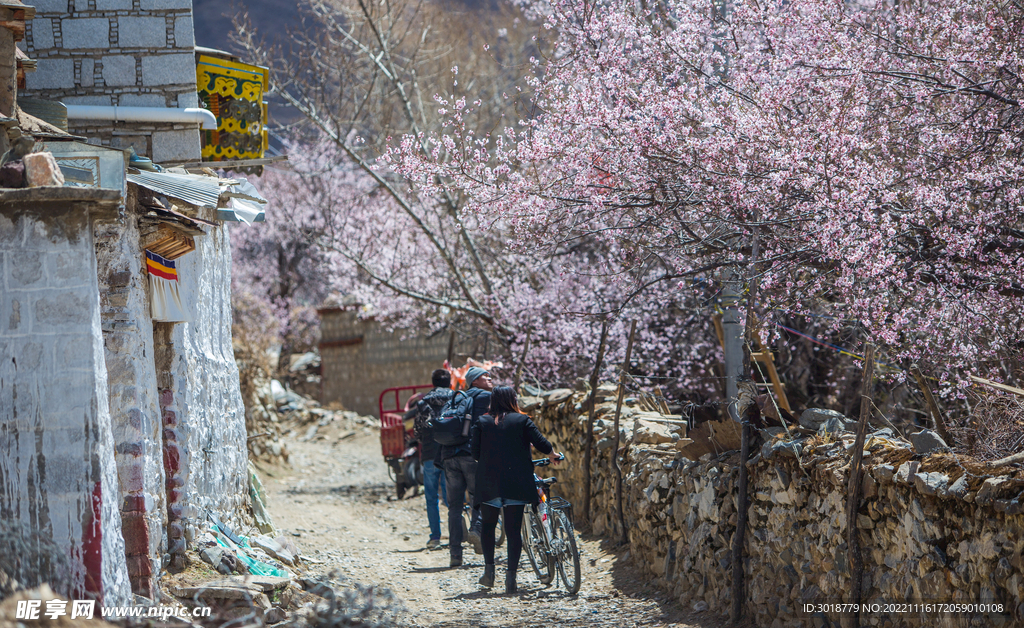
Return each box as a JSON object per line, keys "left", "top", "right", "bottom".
{"left": 1, "top": 0, "right": 265, "bottom": 603}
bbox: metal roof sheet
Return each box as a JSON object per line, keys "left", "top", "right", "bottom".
{"left": 127, "top": 170, "right": 223, "bottom": 209}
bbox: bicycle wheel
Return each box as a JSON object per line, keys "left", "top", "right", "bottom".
{"left": 464, "top": 506, "right": 506, "bottom": 548}
{"left": 522, "top": 510, "right": 554, "bottom": 585}
{"left": 496, "top": 508, "right": 505, "bottom": 547}
{"left": 552, "top": 509, "right": 581, "bottom": 594}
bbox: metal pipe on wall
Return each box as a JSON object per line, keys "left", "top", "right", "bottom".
{"left": 65, "top": 105, "right": 218, "bottom": 130}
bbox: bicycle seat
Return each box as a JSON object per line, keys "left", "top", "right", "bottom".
{"left": 536, "top": 477, "right": 557, "bottom": 486}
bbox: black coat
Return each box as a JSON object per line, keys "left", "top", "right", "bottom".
{"left": 471, "top": 412, "right": 553, "bottom": 506}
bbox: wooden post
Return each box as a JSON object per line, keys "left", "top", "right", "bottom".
{"left": 846, "top": 344, "right": 875, "bottom": 628}
{"left": 446, "top": 331, "right": 456, "bottom": 366}
{"left": 911, "top": 364, "right": 951, "bottom": 444}
{"left": 731, "top": 218, "right": 761, "bottom": 625}
{"left": 582, "top": 320, "right": 610, "bottom": 525}
{"left": 731, "top": 420, "right": 752, "bottom": 624}
{"left": 513, "top": 330, "right": 532, "bottom": 392}
{"left": 611, "top": 320, "right": 637, "bottom": 546}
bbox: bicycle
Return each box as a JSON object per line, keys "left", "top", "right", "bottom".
{"left": 522, "top": 454, "right": 581, "bottom": 594}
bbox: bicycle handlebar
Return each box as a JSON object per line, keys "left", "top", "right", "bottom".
{"left": 532, "top": 453, "right": 566, "bottom": 467}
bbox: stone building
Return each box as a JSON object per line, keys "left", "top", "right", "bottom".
{"left": 22, "top": 0, "right": 203, "bottom": 162}
{"left": 1, "top": 186, "right": 133, "bottom": 604}
{"left": 318, "top": 304, "right": 496, "bottom": 417}
{"left": 1, "top": 0, "right": 265, "bottom": 604}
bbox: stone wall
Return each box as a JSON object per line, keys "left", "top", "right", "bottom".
{"left": 22, "top": 0, "right": 200, "bottom": 161}
{"left": 0, "top": 196, "right": 131, "bottom": 604}
{"left": 534, "top": 386, "right": 1024, "bottom": 628}
{"left": 93, "top": 191, "right": 166, "bottom": 598}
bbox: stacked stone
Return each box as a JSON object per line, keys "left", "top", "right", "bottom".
{"left": 23, "top": 0, "right": 200, "bottom": 162}
{"left": 531, "top": 384, "right": 1024, "bottom": 628}
{"left": 245, "top": 380, "right": 289, "bottom": 464}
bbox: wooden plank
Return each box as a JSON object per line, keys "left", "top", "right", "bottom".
{"left": 653, "top": 386, "right": 672, "bottom": 415}
{"left": 750, "top": 331, "right": 792, "bottom": 413}
{"left": 759, "top": 355, "right": 792, "bottom": 413}
{"left": 634, "top": 417, "right": 688, "bottom": 425}
{"left": 912, "top": 365, "right": 951, "bottom": 443}
{"left": 712, "top": 314, "right": 725, "bottom": 351}
{"left": 969, "top": 375, "right": 1024, "bottom": 398}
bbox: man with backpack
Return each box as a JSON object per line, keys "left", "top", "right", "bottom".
{"left": 415, "top": 369, "right": 454, "bottom": 550}
{"left": 432, "top": 366, "right": 493, "bottom": 567}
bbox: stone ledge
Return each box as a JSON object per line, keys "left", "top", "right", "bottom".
{"left": 0, "top": 186, "right": 122, "bottom": 216}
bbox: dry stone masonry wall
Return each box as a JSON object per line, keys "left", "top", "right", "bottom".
{"left": 530, "top": 385, "right": 1024, "bottom": 628}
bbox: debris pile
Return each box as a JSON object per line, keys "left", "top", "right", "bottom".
{"left": 285, "top": 351, "right": 322, "bottom": 401}
{"left": 533, "top": 385, "right": 1024, "bottom": 627}
{"left": 163, "top": 514, "right": 402, "bottom": 627}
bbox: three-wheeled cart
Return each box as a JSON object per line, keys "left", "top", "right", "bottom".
{"left": 379, "top": 385, "right": 433, "bottom": 499}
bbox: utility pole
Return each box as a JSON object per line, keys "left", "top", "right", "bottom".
{"left": 721, "top": 271, "right": 745, "bottom": 422}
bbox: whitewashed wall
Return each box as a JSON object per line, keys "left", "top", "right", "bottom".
{"left": 0, "top": 204, "right": 131, "bottom": 604}
{"left": 159, "top": 213, "right": 249, "bottom": 547}
{"left": 94, "top": 196, "right": 167, "bottom": 598}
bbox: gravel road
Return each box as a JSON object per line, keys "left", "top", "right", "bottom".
{"left": 256, "top": 422, "right": 733, "bottom": 628}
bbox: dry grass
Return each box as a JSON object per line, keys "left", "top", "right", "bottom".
{"left": 949, "top": 390, "right": 1024, "bottom": 462}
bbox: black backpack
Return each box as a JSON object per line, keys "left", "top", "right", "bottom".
{"left": 429, "top": 390, "right": 475, "bottom": 446}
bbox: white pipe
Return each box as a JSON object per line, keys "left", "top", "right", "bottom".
{"left": 64, "top": 105, "right": 218, "bottom": 130}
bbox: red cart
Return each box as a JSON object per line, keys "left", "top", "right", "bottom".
{"left": 379, "top": 385, "right": 433, "bottom": 499}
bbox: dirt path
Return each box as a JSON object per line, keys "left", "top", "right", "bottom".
{"left": 255, "top": 422, "right": 728, "bottom": 628}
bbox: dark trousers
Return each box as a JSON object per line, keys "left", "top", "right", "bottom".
{"left": 481, "top": 504, "right": 525, "bottom": 572}
{"left": 444, "top": 455, "right": 479, "bottom": 558}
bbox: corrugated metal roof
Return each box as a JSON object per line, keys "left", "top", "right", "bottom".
{"left": 128, "top": 169, "right": 268, "bottom": 224}
{"left": 127, "top": 170, "right": 223, "bottom": 209}
{"left": 217, "top": 208, "right": 266, "bottom": 223}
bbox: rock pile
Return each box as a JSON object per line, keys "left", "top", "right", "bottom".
{"left": 245, "top": 380, "right": 380, "bottom": 464}
{"left": 532, "top": 385, "right": 1024, "bottom": 627}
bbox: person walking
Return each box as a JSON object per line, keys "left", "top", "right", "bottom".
{"left": 472, "top": 386, "right": 562, "bottom": 594}
{"left": 415, "top": 368, "right": 453, "bottom": 549}
{"left": 438, "top": 365, "right": 492, "bottom": 567}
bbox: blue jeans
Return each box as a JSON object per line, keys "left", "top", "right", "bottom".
{"left": 423, "top": 459, "right": 447, "bottom": 540}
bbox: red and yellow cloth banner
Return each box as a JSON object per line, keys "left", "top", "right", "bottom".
{"left": 146, "top": 251, "right": 189, "bottom": 322}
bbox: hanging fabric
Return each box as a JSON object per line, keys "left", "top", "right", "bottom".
{"left": 146, "top": 250, "right": 190, "bottom": 322}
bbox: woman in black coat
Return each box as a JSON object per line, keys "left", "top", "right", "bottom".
{"left": 471, "top": 386, "right": 563, "bottom": 593}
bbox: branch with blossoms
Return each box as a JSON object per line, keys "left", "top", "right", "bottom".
{"left": 386, "top": 0, "right": 1024, "bottom": 394}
